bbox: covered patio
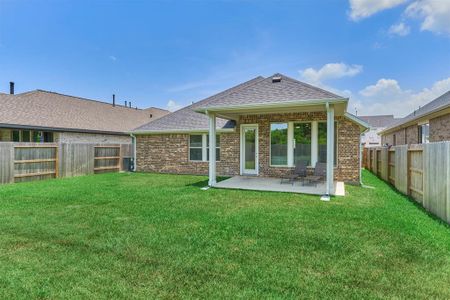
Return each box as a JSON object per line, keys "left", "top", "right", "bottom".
{"left": 214, "top": 176, "right": 345, "bottom": 196}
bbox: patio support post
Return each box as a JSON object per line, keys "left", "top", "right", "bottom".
{"left": 325, "top": 102, "right": 335, "bottom": 197}
{"left": 207, "top": 111, "right": 217, "bottom": 186}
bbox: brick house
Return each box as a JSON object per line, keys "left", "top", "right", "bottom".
{"left": 380, "top": 91, "right": 450, "bottom": 145}
{"left": 359, "top": 115, "right": 398, "bottom": 147}
{"left": 133, "top": 74, "right": 368, "bottom": 196}
{"left": 0, "top": 83, "right": 169, "bottom": 144}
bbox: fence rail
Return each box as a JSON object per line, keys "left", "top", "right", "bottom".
{"left": 0, "top": 142, "right": 133, "bottom": 185}
{"left": 364, "top": 142, "right": 450, "bottom": 224}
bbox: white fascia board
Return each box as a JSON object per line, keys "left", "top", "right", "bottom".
{"left": 130, "top": 128, "right": 236, "bottom": 135}
{"left": 344, "top": 112, "right": 370, "bottom": 131}
{"left": 194, "top": 98, "right": 349, "bottom": 113}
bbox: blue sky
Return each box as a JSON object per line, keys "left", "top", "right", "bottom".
{"left": 0, "top": 0, "right": 449, "bottom": 117}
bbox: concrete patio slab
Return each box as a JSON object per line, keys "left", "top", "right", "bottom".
{"left": 214, "top": 176, "right": 345, "bottom": 196}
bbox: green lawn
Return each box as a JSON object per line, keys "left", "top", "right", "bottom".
{"left": 1, "top": 171, "right": 450, "bottom": 299}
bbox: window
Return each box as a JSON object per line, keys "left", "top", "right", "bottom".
{"left": 270, "top": 123, "right": 288, "bottom": 165}
{"left": 12, "top": 130, "right": 20, "bottom": 142}
{"left": 189, "top": 134, "right": 220, "bottom": 161}
{"left": 22, "top": 130, "right": 31, "bottom": 142}
{"left": 269, "top": 121, "right": 338, "bottom": 167}
{"left": 189, "top": 135, "right": 203, "bottom": 161}
{"left": 207, "top": 135, "right": 220, "bottom": 161}
{"left": 418, "top": 123, "right": 429, "bottom": 144}
{"left": 32, "top": 131, "right": 41, "bottom": 142}
{"left": 393, "top": 134, "right": 397, "bottom": 146}
{"left": 293, "top": 123, "right": 311, "bottom": 165}
{"left": 318, "top": 122, "right": 337, "bottom": 165}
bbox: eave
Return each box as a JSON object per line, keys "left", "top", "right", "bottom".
{"left": 379, "top": 104, "right": 450, "bottom": 135}
{"left": 131, "top": 128, "right": 236, "bottom": 135}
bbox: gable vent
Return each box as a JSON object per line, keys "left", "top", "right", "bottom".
{"left": 272, "top": 76, "right": 282, "bottom": 83}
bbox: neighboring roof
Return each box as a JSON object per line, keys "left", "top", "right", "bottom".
{"left": 358, "top": 115, "right": 398, "bottom": 128}
{"left": 381, "top": 91, "right": 450, "bottom": 134}
{"left": 0, "top": 90, "right": 169, "bottom": 134}
{"left": 134, "top": 73, "right": 347, "bottom": 133}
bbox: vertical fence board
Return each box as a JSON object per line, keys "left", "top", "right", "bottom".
{"left": 0, "top": 143, "right": 14, "bottom": 184}
{"left": 408, "top": 146, "right": 423, "bottom": 203}
{"left": 388, "top": 149, "right": 395, "bottom": 185}
{"left": 380, "top": 148, "right": 389, "bottom": 182}
{"left": 423, "top": 142, "right": 450, "bottom": 222}
{"left": 60, "top": 143, "right": 95, "bottom": 177}
{"left": 394, "top": 145, "right": 408, "bottom": 195}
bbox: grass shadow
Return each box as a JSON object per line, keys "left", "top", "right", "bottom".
{"left": 188, "top": 176, "right": 229, "bottom": 188}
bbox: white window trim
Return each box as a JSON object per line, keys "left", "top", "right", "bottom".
{"left": 189, "top": 133, "right": 220, "bottom": 162}
{"left": 269, "top": 120, "right": 338, "bottom": 168}
{"left": 269, "top": 122, "right": 289, "bottom": 167}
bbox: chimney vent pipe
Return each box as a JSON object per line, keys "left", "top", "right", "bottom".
{"left": 9, "top": 82, "right": 14, "bottom": 95}
{"left": 112, "top": 94, "right": 116, "bottom": 107}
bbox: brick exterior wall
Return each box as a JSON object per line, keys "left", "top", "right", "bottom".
{"left": 136, "top": 112, "right": 362, "bottom": 183}
{"left": 381, "top": 125, "right": 418, "bottom": 146}
{"left": 56, "top": 132, "right": 131, "bottom": 144}
{"left": 429, "top": 114, "right": 450, "bottom": 142}
{"left": 136, "top": 132, "right": 240, "bottom": 176}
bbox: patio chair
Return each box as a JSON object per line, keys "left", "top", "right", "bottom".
{"left": 280, "top": 161, "right": 307, "bottom": 185}
{"left": 303, "top": 162, "right": 327, "bottom": 187}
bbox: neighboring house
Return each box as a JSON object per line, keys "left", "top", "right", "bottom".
{"left": 133, "top": 73, "right": 369, "bottom": 191}
{"left": 380, "top": 91, "right": 450, "bottom": 146}
{"left": 359, "top": 115, "right": 398, "bottom": 147}
{"left": 0, "top": 84, "right": 169, "bottom": 143}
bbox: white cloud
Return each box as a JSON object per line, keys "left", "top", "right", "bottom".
{"left": 166, "top": 100, "right": 183, "bottom": 112}
{"left": 405, "top": 0, "right": 450, "bottom": 35}
{"left": 359, "top": 78, "right": 406, "bottom": 97}
{"left": 349, "top": 0, "right": 408, "bottom": 21}
{"left": 353, "top": 77, "right": 450, "bottom": 116}
{"left": 108, "top": 55, "right": 117, "bottom": 61}
{"left": 388, "top": 22, "right": 411, "bottom": 36}
{"left": 300, "top": 63, "right": 363, "bottom": 86}
{"left": 299, "top": 63, "right": 362, "bottom": 97}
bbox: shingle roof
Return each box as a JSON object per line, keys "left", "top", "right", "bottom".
{"left": 134, "top": 73, "right": 345, "bottom": 133}
{"left": 383, "top": 91, "right": 450, "bottom": 132}
{"left": 134, "top": 76, "right": 266, "bottom": 132}
{"left": 0, "top": 90, "right": 169, "bottom": 134}
{"left": 358, "top": 115, "right": 398, "bottom": 128}
{"left": 198, "top": 73, "right": 343, "bottom": 109}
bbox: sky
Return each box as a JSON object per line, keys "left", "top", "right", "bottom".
{"left": 0, "top": 0, "right": 449, "bottom": 117}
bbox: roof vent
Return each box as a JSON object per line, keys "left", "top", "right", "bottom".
{"left": 272, "top": 76, "right": 282, "bottom": 83}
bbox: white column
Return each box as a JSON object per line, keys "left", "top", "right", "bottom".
{"left": 326, "top": 103, "right": 335, "bottom": 195}
{"left": 311, "top": 121, "right": 318, "bottom": 167}
{"left": 287, "top": 122, "right": 294, "bottom": 167}
{"left": 202, "top": 134, "right": 207, "bottom": 162}
{"left": 208, "top": 112, "right": 217, "bottom": 186}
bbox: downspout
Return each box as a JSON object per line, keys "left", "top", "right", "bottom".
{"left": 130, "top": 133, "right": 137, "bottom": 172}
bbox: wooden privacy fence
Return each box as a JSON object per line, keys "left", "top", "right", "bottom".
{"left": 0, "top": 143, "right": 133, "bottom": 185}
{"left": 366, "top": 142, "right": 450, "bottom": 224}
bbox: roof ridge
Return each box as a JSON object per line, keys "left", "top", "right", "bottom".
{"left": 132, "top": 76, "right": 266, "bottom": 131}
{"left": 275, "top": 73, "right": 344, "bottom": 99}
{"left": 189, "top": 76, "right": 266, "bottom": 109}
{"left": 20, "top": 89, "right": 146, "bottom": 110}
